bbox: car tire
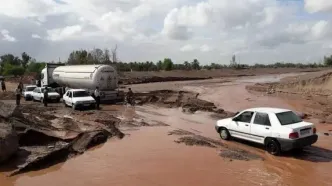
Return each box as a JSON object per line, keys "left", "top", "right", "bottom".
{"left": 219, "top": 128, "right": 231, "bottom": 140}
{"left": 265, "top": 139, "right": 281, "bottom": 156}
{"left": 24, "top": 97, "right": 28, "bottom": 101}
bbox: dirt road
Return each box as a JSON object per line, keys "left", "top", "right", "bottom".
{"left": 1, "top": 73, "right": 332, "bottom": 186}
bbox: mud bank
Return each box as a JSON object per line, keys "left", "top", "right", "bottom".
{"left": 168, "top": 129, "right": 263, "bottom": 161}
{"left": 134, "top": 90, "right": 234, "bottom": 117}
{"left": 0, "top": 102, "right": 124, "bottom": 176}
{"left": 119, "top": 76, "right": 211, "bottom": 85}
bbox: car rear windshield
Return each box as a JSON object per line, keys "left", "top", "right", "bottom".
{"left": 276, "top": 111, "right": 302, "bottom": 125}
{"left": 73, "top": 91, "right": 90, "bottom": 97}
{"left": 26, "top": 87, "right": 36, "bottom": 91}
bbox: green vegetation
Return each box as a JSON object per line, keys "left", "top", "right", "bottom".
{"left": 0, "top": 49, "right": 329, "bottom": 77}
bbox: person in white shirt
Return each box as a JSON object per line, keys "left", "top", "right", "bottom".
{"left": 94, "top": 86, "right": 100, "bottom": 109}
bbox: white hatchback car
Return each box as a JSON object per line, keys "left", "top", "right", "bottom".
{"left": 32, "top": 87, "right": 61, "bottom": 103}
{"left": 23, "top": 85, "right": 37, "bottom": 101}
{"left": 215, "top": 107, "right": 318, "bottom": 155}
{"left": 63, "top": 89, "right": 96, "bottom": 110}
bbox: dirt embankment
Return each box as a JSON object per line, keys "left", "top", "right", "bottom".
{"left": 245, "top": 71, "right": 332, "bottom": 123}
{"left": 133, "top": 90, "right": 234, "bottom": 117}
{"left": 0, "top": 102, "right": 124, "bottom": 176}
{"left": 119, "top": 68, "right": 325, "bottom": 85}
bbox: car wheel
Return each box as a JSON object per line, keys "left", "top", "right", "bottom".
{"left": 265, "top": 139, "right": 281, "bottom": 155}
{"left": 24, "top": 97, "right": 28, "bottom": 101}
{"left": 219, "top": 128, "right": 231, "bottom": 140}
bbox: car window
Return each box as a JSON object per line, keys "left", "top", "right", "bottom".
{"left": 73, "top": 91, "right": 90, "bottom": 97}
{"left": 236, "top": 111, "right": 254, "bottom": 123}
{"left": 276, "top": 111, "right": 302, "bottom": 125}
{"left": 253, "top": 112, "right": 271, "bottom": 126}
{"left": 66, "top": 92, "right": 69, "bottom": 97}
{"left": 26, "top": 87, "right": 36, "bottom": 91}
{"left": 69, "top": 92, "right": 72, "bottom": 98}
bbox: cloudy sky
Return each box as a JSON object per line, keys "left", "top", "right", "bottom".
{"left": 0, "top": 0, "right": 332, "bottom": 64}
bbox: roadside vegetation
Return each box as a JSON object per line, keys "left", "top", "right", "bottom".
{"left": 0, "top": 48, "right": 330, "bottom": 77}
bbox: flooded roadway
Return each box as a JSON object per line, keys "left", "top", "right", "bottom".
{"left": 1, "top": 74, "right": 332, "bottom": 186}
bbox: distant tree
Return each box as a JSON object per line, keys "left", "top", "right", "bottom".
{"left": 21, "top": 52, "right": 31, "bottom": 69}
{"left": 156, "top": 60, "right": 163, "bottom": 71}
{"left": 191, "top": 59, "right": 200, "bottom": 70}
{"left": 162, "top": 58, "right": 173, "bottom": 71}
{"left": 324, "top": 55, "right": 332, "bottom": 66}
{"left": 183, "top": 61, "right": 190, "bottom": 70}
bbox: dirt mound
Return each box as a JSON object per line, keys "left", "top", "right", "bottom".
{"left": 219, "top": 148, "right": 262, "bottom": 161}
{"left": 135, "top": 90, "right": 225, "bottom": 114}
{"left": 0, "top": 121, "right": 19, "bottom": 163}
{"left": 0, "top": 101, "right": 124, "bottom": 176}
{"left": 0, "top": 92, "right": 16, "bottom": 100}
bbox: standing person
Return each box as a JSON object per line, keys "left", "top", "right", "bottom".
{"left": 126, "top": 88, "right": 134, "bottom": 105}
{"left": 18, "top": 81, "right": 23, "bottom": 93}
{"left": 94, "top": 86, "right": 100, "bottom": 109}
{"left": 43, "top": 87, "right": 49, "bottom": 107}
{"left": 15, "top": 85, "right": 21, "bottom": 106}
{"left": 1, "top": 79, "right": 6, "bottom": 92}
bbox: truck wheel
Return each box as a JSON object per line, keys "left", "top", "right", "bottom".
{"left": 219, "top": 128, "right": 230, "bottom": 140}
{"left": 265, "top": 139, "right": 281, "bottom": 156}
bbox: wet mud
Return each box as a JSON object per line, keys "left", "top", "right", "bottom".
{"left": 169, "top": 129, "right": 263, "bottom": 161}
{"left": 0, "top": 102, "right": 124, "bottom": 176}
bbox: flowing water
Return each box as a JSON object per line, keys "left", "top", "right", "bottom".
{"left": 1, "top": 74, "right": 332, "bottom": 186}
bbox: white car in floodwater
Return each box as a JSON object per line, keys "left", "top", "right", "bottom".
{"left": 23, "top": 85, "right": 37, "bottom": 101}
{"left": 62, "top": 89, "right": 96, "bottom": 110}
{"left": 215, "top": 107, "right": 318, "bottom": 155}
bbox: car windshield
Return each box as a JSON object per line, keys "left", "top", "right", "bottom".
{"left": 73, "top": 91, "right": 90, "bottom": 97}
{"left": 276, "top": 111, "right": 302, "bottom": 125}
{"left": 26, "top": 87, "right": 36, "bottom": 91}
{"left": 41, "top": 88, "right": 56, "bottom": 93}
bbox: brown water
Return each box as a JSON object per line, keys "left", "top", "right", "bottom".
{"left": 1, "top": 75, "right": 332, "bottom": 186}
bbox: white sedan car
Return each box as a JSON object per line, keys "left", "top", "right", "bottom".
{"left": 32, "top": 87, "right": 61, "bottom": 103}
{"left": 23, "top": 85, "right": 37, "bottom": 101}
{"left": 63, "top": 89, "right": 96, "bottom": 110}
{"left": 215, "top": 107, "right": 318, "bottom": 155}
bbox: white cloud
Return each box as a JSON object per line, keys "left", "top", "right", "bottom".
{"left": 304, "top": 0, "right": 332, "bottom": 13}
{"left": 31, "top": 34, "right": 41, "bottom": 39}
{"left": 180, "top": 44, "right": 195, "bottom": 51}
{"left": 200, "top": 44, "right": 212, "bottom": 52}
{"left": 0, "top": 0, "right": 332, "bottom": 64}
{"left": 46, "top": 25, "right": 82, "bottom": 41}
{"left": 1, "top": 29, "right": 16, "bottom": 42}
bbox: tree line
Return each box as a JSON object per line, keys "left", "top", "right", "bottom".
{"left": 0, "top": 48, "right": 331, "bottom": 77}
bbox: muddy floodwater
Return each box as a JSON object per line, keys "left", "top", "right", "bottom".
{"left": 1, "top": 74, "right": 332, "bottom": 186}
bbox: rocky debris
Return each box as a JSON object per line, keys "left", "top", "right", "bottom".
{"left": 296, "top": 112, "right": 310, "bottom": 119}
{"left": 0, "top": 101, "right": 124, "bottom": 176}
{"left": 168, "top": 129, "right": 195, "bottom": 136}
{"left": 169, "top": 129, "right": 263, "bottom": 161}
{"left": 323, "top": 133, "right": 329, "bottom": 136}
{"left": 0, "top": 121, "right": 19, "bottom": 163}
{"left": 219, "top": 148, "right": 263, "bottom": 161}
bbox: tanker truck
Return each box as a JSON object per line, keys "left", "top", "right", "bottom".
{"left": 40, "top": 63, "right": 124, "bottom": 102}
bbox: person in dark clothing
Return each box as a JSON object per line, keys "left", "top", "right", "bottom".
{"left": 1, "top": 80, "right": 6, "bottom": 92}
{"left": 94, "top": 87, "right": 100, "bottom": 109}
{"left": 126, "top": 88, "right": 134, "bottom": 105}
{"left": 15, "top": 85, "right": 21, "bottom": 106}
{"left": 18, "top": 81, "right": 23, "bottom": 93}
{"left": 43, "top": 87, "right": 49, "bottom": 107}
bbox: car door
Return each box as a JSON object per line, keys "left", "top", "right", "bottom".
{"left": 229, "top": 111, "right": 254, "bottom": 141}
{"left": 37, "top": 88, "right": 42, "bottom": 100}
{"left": 67, "top": 91, "right": 73, "bottom": 105}
{"left": 250, "top": 112, "right": 272, "bottom": 144}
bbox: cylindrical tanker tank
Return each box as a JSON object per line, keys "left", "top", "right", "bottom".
{"left": 52, "top": 65, "right": 118, "bottom": 90}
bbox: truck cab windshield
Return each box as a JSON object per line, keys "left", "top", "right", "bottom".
{"left": 73, "top": 91, "right": 90, "bottom": 97}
